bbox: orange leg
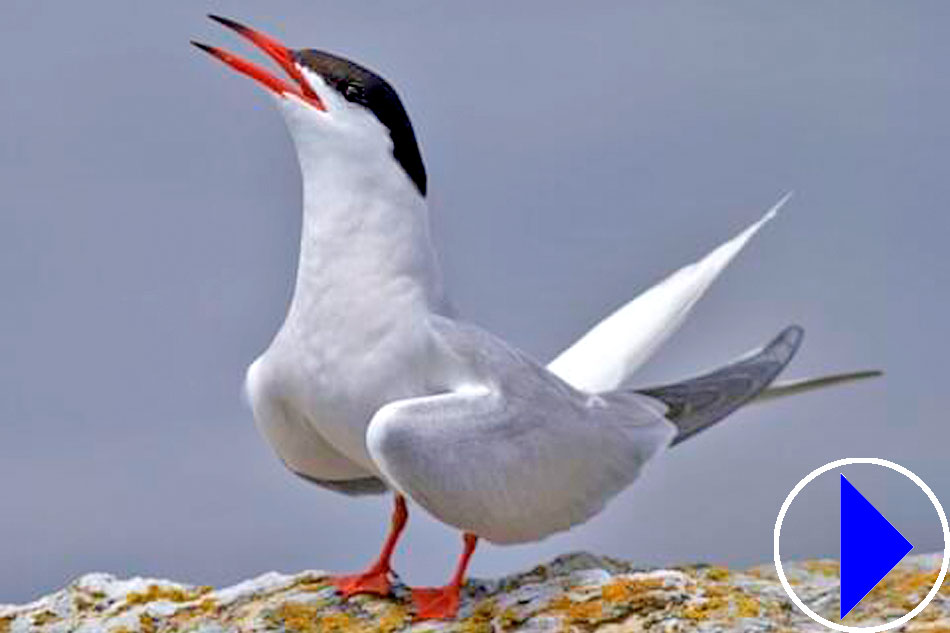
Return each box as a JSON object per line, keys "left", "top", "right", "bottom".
{"left": 411, "top": 533, "right": 478, "bottom": 620}
{"left": 329, "top": 495, "right": 408, "bottom": 598}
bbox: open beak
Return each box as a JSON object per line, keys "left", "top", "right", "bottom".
{"left": 192, "top": 15, "right": 326, "bottom": 111}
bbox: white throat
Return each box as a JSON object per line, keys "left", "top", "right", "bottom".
{"left": 276, "top": 97, "right": 448, "bottom": 338}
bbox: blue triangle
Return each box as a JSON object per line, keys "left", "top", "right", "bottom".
{"left": 840, "top": 474, "right": 913, "bottom": 619}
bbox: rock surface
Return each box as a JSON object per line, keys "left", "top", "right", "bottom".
{"left": 2, "top": 553, "right": 947, "bottom": 632}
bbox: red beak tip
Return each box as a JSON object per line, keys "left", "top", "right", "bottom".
{"left": 195, "top": 17, "right": 326, "bottom": 112}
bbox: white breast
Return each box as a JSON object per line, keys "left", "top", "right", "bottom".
{"left": 245, "top": 92, "right": 450, "bottom": 478}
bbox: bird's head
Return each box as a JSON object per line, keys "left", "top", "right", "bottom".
{"left": 193, "top": 16, "right": 426, "bottom": 196}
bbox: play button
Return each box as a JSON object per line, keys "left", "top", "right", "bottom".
{"left": 840, "top": 474, "right": 913, "bottom": 619}
{"left": 774, "top": 458, "right": 949, "bottom": 632}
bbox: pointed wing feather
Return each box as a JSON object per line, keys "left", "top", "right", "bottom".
{"left": 638, "top": 325, "right": 803, "bottom": 447}
{"left": 548, "top": 194, "right": 791, "bottom": 393}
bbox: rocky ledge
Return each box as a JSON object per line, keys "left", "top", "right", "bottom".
{"left": 2, "top": 553, "right": 946, "bottom": 632}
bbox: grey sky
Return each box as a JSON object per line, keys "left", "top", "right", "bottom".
{"left": 2, "top": 1, "right": 948, "bottom": 603}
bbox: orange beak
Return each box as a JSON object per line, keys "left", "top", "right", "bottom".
{"left": 192, "top": 15, "right": 326, "bottom": 111}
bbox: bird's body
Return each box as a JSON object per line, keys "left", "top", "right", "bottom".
{"left": 195, "top": 17, "right": 880, "bottom": 618}
{"left": 245, "top": 90, "right": 446, "bottom": 483}
{"left": 244, "top": 83, "right": 684, "bottom": 541}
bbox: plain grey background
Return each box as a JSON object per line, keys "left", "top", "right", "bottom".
{"left": 1, "top": 1, "right": 947, "bottom": 603}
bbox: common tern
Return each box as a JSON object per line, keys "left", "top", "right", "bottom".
{"left": 193, "top": 16, "right": 880, "bottom": 619}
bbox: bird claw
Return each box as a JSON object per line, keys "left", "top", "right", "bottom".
{"left": 328, "top": 569, "right": 392, "bottom": 598}
{"left": 411, "top": 585, "right": 461, "bottom": 620}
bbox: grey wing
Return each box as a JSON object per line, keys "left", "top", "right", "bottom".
{"left": 637, "top": 325, "right": 804, "bottom": 447}
{"left": 365, "top": 322, "right": 675, "bottom": 544}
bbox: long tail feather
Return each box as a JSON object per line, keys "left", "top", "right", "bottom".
{"left": 752, "top": 370, "right": 883, "bottom": 403}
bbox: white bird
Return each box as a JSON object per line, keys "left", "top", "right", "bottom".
{"left": 194, "top": 17, "right": 880, "bottom": 620}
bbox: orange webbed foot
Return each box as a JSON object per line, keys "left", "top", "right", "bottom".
{"left": 328, "top": 569, "right": 392, "bottom": 598}
{"left": 411, "top": 585, "right": 462, "bottom": 620}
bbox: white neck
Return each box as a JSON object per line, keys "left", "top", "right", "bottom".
{"left": 277, "top": 99, "right": 448, "bottom": 334}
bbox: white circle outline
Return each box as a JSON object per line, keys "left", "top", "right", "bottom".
{"left": 774, "top": 457, "right": 949, "bottom": 632}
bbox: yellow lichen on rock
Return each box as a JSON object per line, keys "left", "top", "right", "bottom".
{"left": 32, "top": 610, "right": 60, "bottom": 626}
{"left": 704, "top": 566, "right": 730, "bottom": 581}
{"left": 376, "top": 605, "right": 410, "bottom": 633}
{"left": 495, "top": 606, "right": 524, "bottom": 629}
{"left": 547, "top": 594, "right": 608, "bottom": 626}
{"left": 124, "top": 584, "right": 213, "bottom": 607}
{"left": 191, "top": 596, "right": 220, "bottom": 617}
{"left": 839, "top": 566, "right": 944, "bottom": 623}
{"left": 269, "top": 602, "right": 323, "bottom": 633}
{"left": 138, "top": 613, "right": 157, "bottom": 633}
{"left": 291, "top": 574, "right": 333, "bottom": 593}
{"left": 733, "top": 593, "right": 761, "bottom": 618}
{"left": 456, "top": 598, "right": 497, "bottom": 633}
{"left": 543, "top": 578, "right": 677, "bottom": 630}
{"left": 318, "top": 611, "right": 365, "bottom": 633}
{"left": 4, "top": 552, "right": 949, "bottom": 632}
{"left": 680, "top": 590, "right": 728, "bottom": 620}
{"left": 268, "top": 602, "right": 386, "bottom": 633}
{"left": 803, "top": 560, "right": 840, "bottom": 577}
{"left": 873, "top": 569, "right": 941, "bottom": 612}
{"left": 601, "top": 577, "right": 665, "bottom": 605}
{"left": 679, "top": 575, "right": 767, "bottom": 623}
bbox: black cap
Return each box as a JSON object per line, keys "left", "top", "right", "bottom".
{"left": 294, "top": 49, "right": 427, "bottom": 196}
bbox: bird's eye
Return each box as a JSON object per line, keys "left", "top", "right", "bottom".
{"left": 343, "top": 84, "right": 362, "bottom": 100}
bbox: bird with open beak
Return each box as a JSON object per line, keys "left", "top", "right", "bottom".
{"left": 192, "top": 16, "right": 880, "bottom": 621}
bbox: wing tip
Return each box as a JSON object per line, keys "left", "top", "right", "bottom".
{"left": 775, "top": 324, "right": 805, "bottom": 349}
{"left": 736, "top": 191, "right": 793, "bottom": 246}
